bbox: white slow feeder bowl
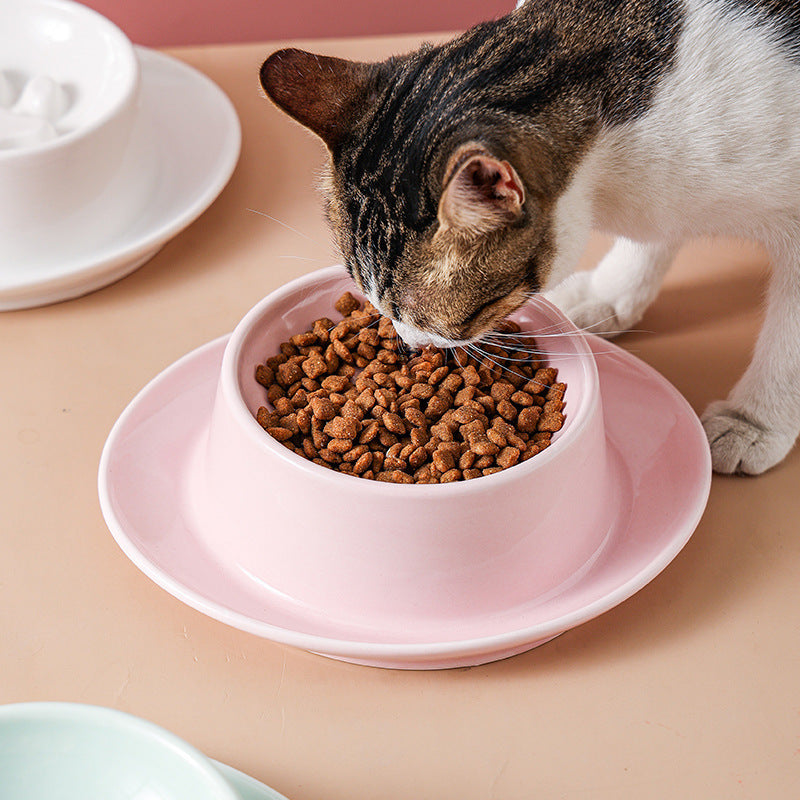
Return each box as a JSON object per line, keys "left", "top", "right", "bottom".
{"left": 0, "top": 0, "right": 149, "bottom": 266}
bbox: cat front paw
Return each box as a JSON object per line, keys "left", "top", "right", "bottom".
{"left": 543, "top": 272, "right": 626, "bottom": 339}
{"left": 701, "top": 401, "right": 796, "bottom": 475}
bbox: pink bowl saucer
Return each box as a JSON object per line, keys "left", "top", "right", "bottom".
{"left": 98, "top": 332, "right": 711, "bottom": 670}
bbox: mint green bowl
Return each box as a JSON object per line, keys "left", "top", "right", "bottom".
{"left": 0, "top": 703, "right": 238, "bottom": 799}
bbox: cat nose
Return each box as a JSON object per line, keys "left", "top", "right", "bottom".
{"left": 391, "top": 319, "right": 465, "bottom": 349}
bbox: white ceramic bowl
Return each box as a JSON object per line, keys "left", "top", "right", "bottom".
{"left": 0, "top": 703, "right": 238, "bottom": 800}
{"left": 0, "top": 0, "right": 146, "bottom": 266}
{"left": 187, "top": 266, "right": 615, "bottom": 628}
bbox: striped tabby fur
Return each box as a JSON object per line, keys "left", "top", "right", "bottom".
{"left": 261, "top": 0, "right": 800, "bottom": 474}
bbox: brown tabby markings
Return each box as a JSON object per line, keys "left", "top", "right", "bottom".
{"left": 260, "top": 0, "right": 682, "bottom": 340}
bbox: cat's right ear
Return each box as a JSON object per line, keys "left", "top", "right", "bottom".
{"left": 438, "top": 146, "right": 526, "bottom": 236}
{"left": 260, "top": 48, "right": 374, "bottom": 151}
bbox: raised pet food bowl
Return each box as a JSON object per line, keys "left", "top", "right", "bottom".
{"left": 99, "top": 265, "right": 711, "bottom": 668}
{"left": 189, "top": 267, "right": 613, "bottom": 626}
{"left": 0, "top": 0, "right": 150, "bottom": 266}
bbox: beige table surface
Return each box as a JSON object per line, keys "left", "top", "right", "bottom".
{"left": 2, "top": 34, "right": 800, "bottom": 800}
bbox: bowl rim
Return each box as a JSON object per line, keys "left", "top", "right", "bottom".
{"left": 0, "top": 0, "right": 140, "bottom": 161}
{"left": 0, "top": 702, "right": 239, "bottom": 799}
{"left": 219, "top": 265, "right": 602, "bottom": 496}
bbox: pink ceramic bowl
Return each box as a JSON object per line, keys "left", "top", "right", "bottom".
{"left": 189, "top": 266, "right": 613, "bottom": 627}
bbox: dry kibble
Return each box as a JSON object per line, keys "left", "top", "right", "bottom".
{"left": 410, "top": 382, "right": 436, "bottom": 400}
{"left": 301, "top": 356, "right": 327, "bottom": 379}
{"left": 510, "top": 390, "right": 534, "bottom": 407}
{"left": 461, "top": 365, "right": 481, "bottom": 386}
{"left": 255, "top": 364, "right": 274, "bottom": 387}
{"left": 323, "top": 416, "right": 358, "bottom": 440}
{"left": 358, "top": 327, "right": 380, "bottom": 346}
{"left": 459, "top": 450, "right": 477, "bottom": 470}
{"left": 408, "top": 446, "right": 428, "bottom": 469}
{"left": 517, "top": 406, "right": 541, "bottom": 433}
{"left": 538, "top": 412, "right": 565, "bottom": 432}
{"left": 312, "top": 317, "right": 333, "bottom": 339}
{"left": 496, "top": 446, "right": 521, "bottom": 469}
{"left": 318, "top": 448, "right": 341, "bottom": 464}
{"left": 321, "top": 374, "right": 350, "bottom": 393}
{"left": 353, "top": 451, "right": 373, "bottom": 473}
{"left": 471, "top": 438, "right": 500, "bottom": 457}
{"left": 341, "top": 400, "right": 364, "bottom": 420}
{"left": 425, "top": 394, "right": 450, "bottom": 418}
{"left": 383, "top": 412, "right": 406, "bottom": 435}
{"left": 256, "top": 406, "right": 279, "bottom": 429}
{"left": 331, "top": 338, "right": 353, "bottom": 362}
{"left": 410, "top": 426, "right": 429, "bottom": 447}
{"left": 328, "top": 438, "right": 354, "bottom": 454}
{"left": 266, "top": 426, "right": 293, "bottom": 442}
{"left": 273, "top": 396, "right": 294, "bottom": 416}
{"left": 432, "top": 449, "right": 456, "bottom": 473}
{"left": 454, "top": 386, "right": 477, "bottom": 405}
{"left": 277, "top": 361, "right": 303, "bottom": 387}
{"left": 379, "top": 429, "right": 398, "bottom": 447}
{"left": 343, "top": 444, "right": 368, "bottom": 462}
{"left": 496, "top": 399, "right": 518, "bottom": 421}
{"left": 377, "top": 470, "right": 414, "bottom": 484}
{"left": 254, "top": 291, "right": 567, "bottom": 482}
{"left": 404, "top": 406, "right": 427, "bottom": 427}
{"left": 452, "top": 406, "right": 483, "bottom": 424}
{"left": 486, "top": 428, "right": 507, "bottom": 448}
{"left": 310, "top": 397, "right": 336, "bottom": 420}
{"left": 490, "top": 381, "right": 515, "bottom": 402}
{"left": 334, "top": 291, "right": 361, "bottom": 316}
{"left": 291, "top": 331, "right": 317, "bottom": 348}
{"left": 440, "top": 468, "right": 462, "bottom": 483}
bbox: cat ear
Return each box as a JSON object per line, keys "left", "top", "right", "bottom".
{"left": 260, "top": 48, "right": 375, "bottom": 151}
{"left": 438, "top": 149, "right": 526, "bottom": 235}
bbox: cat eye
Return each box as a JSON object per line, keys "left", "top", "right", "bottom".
{"left": 462, "top": 295, "right": 502, "bottom": 330}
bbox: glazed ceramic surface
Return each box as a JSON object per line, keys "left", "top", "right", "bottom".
{"left": 0, "top": 0, "right": 141, "bottom": 266}
{"left": 195, "top": 267, "right": 610, "bottom": 625}
{"left": 214, "top": 762, "right": 291, "bottom": 800}
{"left": 99, "top": 269, "right": 711, "bottom": 669}
{"left": 0, "top": 47, "right": 240, "bottom": 310}
{"left": 0, "top": 703, "right": 239, "bottom": 800}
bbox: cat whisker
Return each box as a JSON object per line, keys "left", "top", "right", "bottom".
{"left": 277, "top": 254, "right": 327, "bottom": 262}
{"left": 464, "top": 341, "right": 534, "bottom": 384}
{"left": 246, "top": 208, "right": 320, "bottom": 243}
{"left": 323, "top": 311, "right": 382, "bottom": 334}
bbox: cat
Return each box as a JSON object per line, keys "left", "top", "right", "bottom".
{"left": 259, "top": 0, "right": 800, "bottom": 476}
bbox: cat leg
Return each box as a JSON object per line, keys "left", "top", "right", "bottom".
{"left": 544, "top": 237, "right": 676, "bottom": 338}
{"left": 701, "top": 246, "right": 800, "bottom": 474}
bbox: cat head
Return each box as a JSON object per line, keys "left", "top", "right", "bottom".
{"left": 260, "top": 43, "right": 588, "bottom": 348}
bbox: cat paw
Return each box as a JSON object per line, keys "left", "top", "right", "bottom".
{"left": 543, "top": 272, "right": 626, "bottom": 339}
{"left": 701, "top": 401, "right": 796, "bottom": 475}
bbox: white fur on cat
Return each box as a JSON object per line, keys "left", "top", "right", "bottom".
{"left": 541, "top": 0, "right": 800, "bottom": 474}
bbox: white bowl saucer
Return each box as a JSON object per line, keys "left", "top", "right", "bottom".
{"left": 0, "top": 47, "right": 240, "bottom": 311}
{"left": 98, "top": 334, "right": 711, "bottom": 670}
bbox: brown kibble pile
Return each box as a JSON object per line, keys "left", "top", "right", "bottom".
{"left": 254, "top": 292, "right": 567, "bottom": 484}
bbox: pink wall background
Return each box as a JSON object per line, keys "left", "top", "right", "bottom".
{"left": 81, "top": 1, "right": 514, "bottom": 47}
